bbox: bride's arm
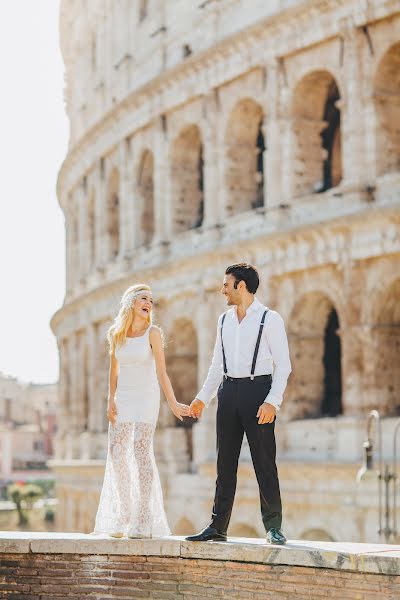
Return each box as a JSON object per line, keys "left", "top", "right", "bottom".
{"left": 106, "top": 351, "right": 118, "bottom": 424}
{"left": 149, "top": 326, "right": 190, "bottom": 421}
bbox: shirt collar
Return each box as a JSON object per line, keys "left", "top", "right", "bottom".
{"left": 231, "top": 297, "right": 262, "bottom": 318}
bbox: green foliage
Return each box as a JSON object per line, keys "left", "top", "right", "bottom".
{"left": 7, "top": 482, "right": 45, "bottom": 526}
{"left": 23, "top": 484, "right": 44, "bottom": 508}
{"left": 28, "top": 478, "right": 55, "bottom": 498}
{"left": 7, "top": 484, "right": 28, "bottom": 525}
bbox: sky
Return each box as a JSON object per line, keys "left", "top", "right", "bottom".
{"left": 0, "top": 0, "right": 68, "bottom": 384}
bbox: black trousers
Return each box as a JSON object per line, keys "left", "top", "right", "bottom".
{"left": 210, "top": 376, "right": 282, "bottom": 533}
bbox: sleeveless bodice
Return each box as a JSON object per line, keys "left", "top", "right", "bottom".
{"left": 115, "top": 327, "right": 157, "bottom": 390}
{"left": 114, "top": 326, "right": 160, "bottom": 425}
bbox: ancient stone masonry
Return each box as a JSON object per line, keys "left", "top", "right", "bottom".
{"left": 0, "top": 533, "right": 399, "bottom": 600}
{"left": 51, "top": 0, "right": 400, "bottom": 540}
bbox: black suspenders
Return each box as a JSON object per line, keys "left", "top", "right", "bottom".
{"left": 221, "top": 313, "right": 228, "bottom": 377}
{"left": 221, "top": 309, "right": 269, "bottom": 380}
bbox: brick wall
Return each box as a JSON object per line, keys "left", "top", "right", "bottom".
{"left": 1, "top": 552, "right": 399, "bottom": 600}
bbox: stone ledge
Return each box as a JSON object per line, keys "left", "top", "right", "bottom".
{"left": 0, "top": 532, "right": 399, "bottom": 576}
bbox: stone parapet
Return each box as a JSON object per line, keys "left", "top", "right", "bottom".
{"left": 0, "top": 533, "right": 399, "bottom": 599}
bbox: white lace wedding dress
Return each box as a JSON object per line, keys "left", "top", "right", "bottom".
{"left": 93, "top": 326, "right": 170, "bottom": 537}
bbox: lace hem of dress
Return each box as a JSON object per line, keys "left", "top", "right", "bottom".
{"left": 93, "top": 421, "right": 170, "bottom": 537}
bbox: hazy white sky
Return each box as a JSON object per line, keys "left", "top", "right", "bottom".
{"left": 0, "top": 0, "right": 68, "bottom": 384}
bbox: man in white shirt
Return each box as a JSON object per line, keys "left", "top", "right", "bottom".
{"left": 186, "top": 263, "right": 291, "bottom": 545}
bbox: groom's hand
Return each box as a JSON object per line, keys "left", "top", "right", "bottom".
{"left": 189, "top": 399, "right": 205, "bottom": 419}
{"left": 257, "top": 402, "right": 276, "bottom": 424}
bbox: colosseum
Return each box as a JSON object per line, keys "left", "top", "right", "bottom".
{"left": 50, "top": 0, "right": 400, "bottom": 543}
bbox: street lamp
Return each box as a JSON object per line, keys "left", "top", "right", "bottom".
{"left": 357, "top": 409, "right": 400, "bottom": 542}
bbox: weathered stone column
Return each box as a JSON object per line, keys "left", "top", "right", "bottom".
{"left": 94, "top": 320, "right": 110, "bottom": 433}
{"left": 75, "top": 330, "right": 87, "bottom": 434}
{"left": 362, "top": 93, "right": 378, "bottom": 183}
{"left": 55, "top": 338, "right": 70, "bottom": 458}
{"left": 202, "top": 92, "right": 220, "bottom": 228}
{"left": 64, "top": 204, "right": 74, "bottom": 295}
{"left": 264, "top": 60, "right": 285, "bottom": 209}
{"left": 67, "top": 332, "right": 79, "bottom": 436}
{"left": 192, "top": 290, "right": 220, "bottom": 466}
{"left": 340, "top": 23, "right": 374, "bottom": 188}
{"left": 118, "top": 139, "right": 135, "bottom": 259}
{"left": 93, "top": 160, "right": 107, "bottom": 271}
{"left": 153, "top": 116, "right": 172, "bottom": 244}
{"left": 66, "top": 190, "right": 80, "bottom": 294}
{"left": 87, "top": 323, "right": 100, "bottom": 433}
{"left": 216, "top": 113, "right": 228, "bottom": 225}
{"left": 77, "top": 181, "right": 89, "bottom": 280}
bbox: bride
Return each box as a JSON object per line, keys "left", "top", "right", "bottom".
{"left": 93, "top": 283, "right": 190, "bottom": 538}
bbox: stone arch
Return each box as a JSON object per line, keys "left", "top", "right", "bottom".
{"left": 285, "top": 292, "right": 342, "bottom": 420}
{"left": 225, "top": 98, "right": 265, "bottom": 216}
{"left": 173, "top": 517, "right": 196, "bottom": 535}
{"left": 87, "top": 188, "right": 95, "bottom": 270}
{"left": 371, "top": 278, "right": 400, "bottom": 415}
{"left": 165, "top": 318, "right": 198, "bottom": 460}
{"left": 136, "top": 149, "right": 154, "bottom": 245}
{"left": 229, "top": 523, "right": 259, "bottom": 538}
{"left": 291, "top": 70, "right": 342, "bottom": 196}
{"left": 300, "top": 528, "right": 335, "bottom": 542}
{"left": 374, "top": 42, "right": 400, "bottom": 176}
{"left": 106, "top": 167, "right": 120, "bottom": 259}
{"left": 170, "top": 125, "right": 204, "bottom": 233}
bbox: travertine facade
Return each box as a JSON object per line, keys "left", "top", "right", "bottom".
{"left": 51, "top": 0, "right": 400, "bottom": 542}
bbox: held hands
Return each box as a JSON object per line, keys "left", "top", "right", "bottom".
{"left": 189, "top": 399, "right": 205, "bottom": 419}
{"left": 170, "top": 401, "right": 191, "bottom": 421}
{"left": 257, "top": 402, "right": 276, "bottom": 425}
{"left": 107, "top": 399, "right": 117, "bottom": 425}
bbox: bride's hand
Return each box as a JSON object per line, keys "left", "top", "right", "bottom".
{"left": 170, "top": 401, "right": 191, "bottom": 421}
{"left": 107, "top": 400, "right": 117, "bottom": 424}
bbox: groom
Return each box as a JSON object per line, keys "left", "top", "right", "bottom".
{"left": 186, "top": 263, "right": 291, "bottom": 545}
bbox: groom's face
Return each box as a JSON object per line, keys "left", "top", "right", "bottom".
{"left": 221, "top": 274, "right": 241, "bottom": 306}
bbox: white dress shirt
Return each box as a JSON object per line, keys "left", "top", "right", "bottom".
{"left": 196, "top": 297, "right": 291, "bottom": 410}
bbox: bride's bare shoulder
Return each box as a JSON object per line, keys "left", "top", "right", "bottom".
{"left": 149, "top": 325, "right": 165, "bottom": 346}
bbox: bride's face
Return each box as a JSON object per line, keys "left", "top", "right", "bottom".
{"left": 133, "top": 291, "right": 153, "bottom": 320}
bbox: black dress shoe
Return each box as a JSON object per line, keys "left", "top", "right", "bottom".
{"left": 185, "top": 526, "right": 227, "bottom": 542}
{"left": 266, "top": 528, "right": 287, "bottom": 545}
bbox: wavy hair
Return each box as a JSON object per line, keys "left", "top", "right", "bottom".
{"left": 107, "top": 284, "right": 152, "bottom": 354}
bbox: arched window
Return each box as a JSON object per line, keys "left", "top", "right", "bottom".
{"left": 292, "top": 71, "right": 342, "bottom": 196}
{"left": 87, "top": 189, "right": 95, "bottom": 270}
{"left": 285, "top": 292, "right": 342, "bottom": 420}
{"left": 137, "top": 150, "right": 154, "bottom": 245}
{"left": 321, "top": 308, "right": 342, "bottom": 416}
{"left": 170, "top": 125, "right": 204, "bottom": 233}
{"left": 372, "top": 279, "right": 400, "bottom": 415}
{"left": 374, "top": 43, "right": 400, "bottom": 176}
{"left": 106, "top": 168, "right": 120, "bottom": 259}
{"left": 225, "top": 99, "right": 265, "bottom": 215}
{"left": 165, "top": 319, "right": 198, "bottom": 462}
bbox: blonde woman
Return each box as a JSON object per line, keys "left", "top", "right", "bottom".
{"left": 93, "top": 284, "right": 190, "bottom": 538}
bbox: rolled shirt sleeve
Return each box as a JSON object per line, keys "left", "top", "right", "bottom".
{"left": 196, "top": 315, "right": 224, "bottom": 407}
{"left": 264, "top": 312, "right": 292, "bottom": 411}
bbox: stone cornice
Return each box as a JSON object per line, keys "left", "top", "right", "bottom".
{"left": 0, "top": 532, "right": 399, "bottom": 575}
{"left": 56, "top": 0, "right": 399, "bottom": 203}
{"left": 50, "top": 203, "right": 399, "bottom": 336}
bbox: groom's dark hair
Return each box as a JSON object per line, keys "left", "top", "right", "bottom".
{"left": 225, "top": 263, "right": 259, "bottom": 294}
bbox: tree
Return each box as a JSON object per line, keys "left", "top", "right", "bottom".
{"left": 7, "top": 482, "right": 44, "bottom": 526}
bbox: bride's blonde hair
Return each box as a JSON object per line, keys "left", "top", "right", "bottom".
{"left": 107, "top": 284, "right": 152, "bottom": 354}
